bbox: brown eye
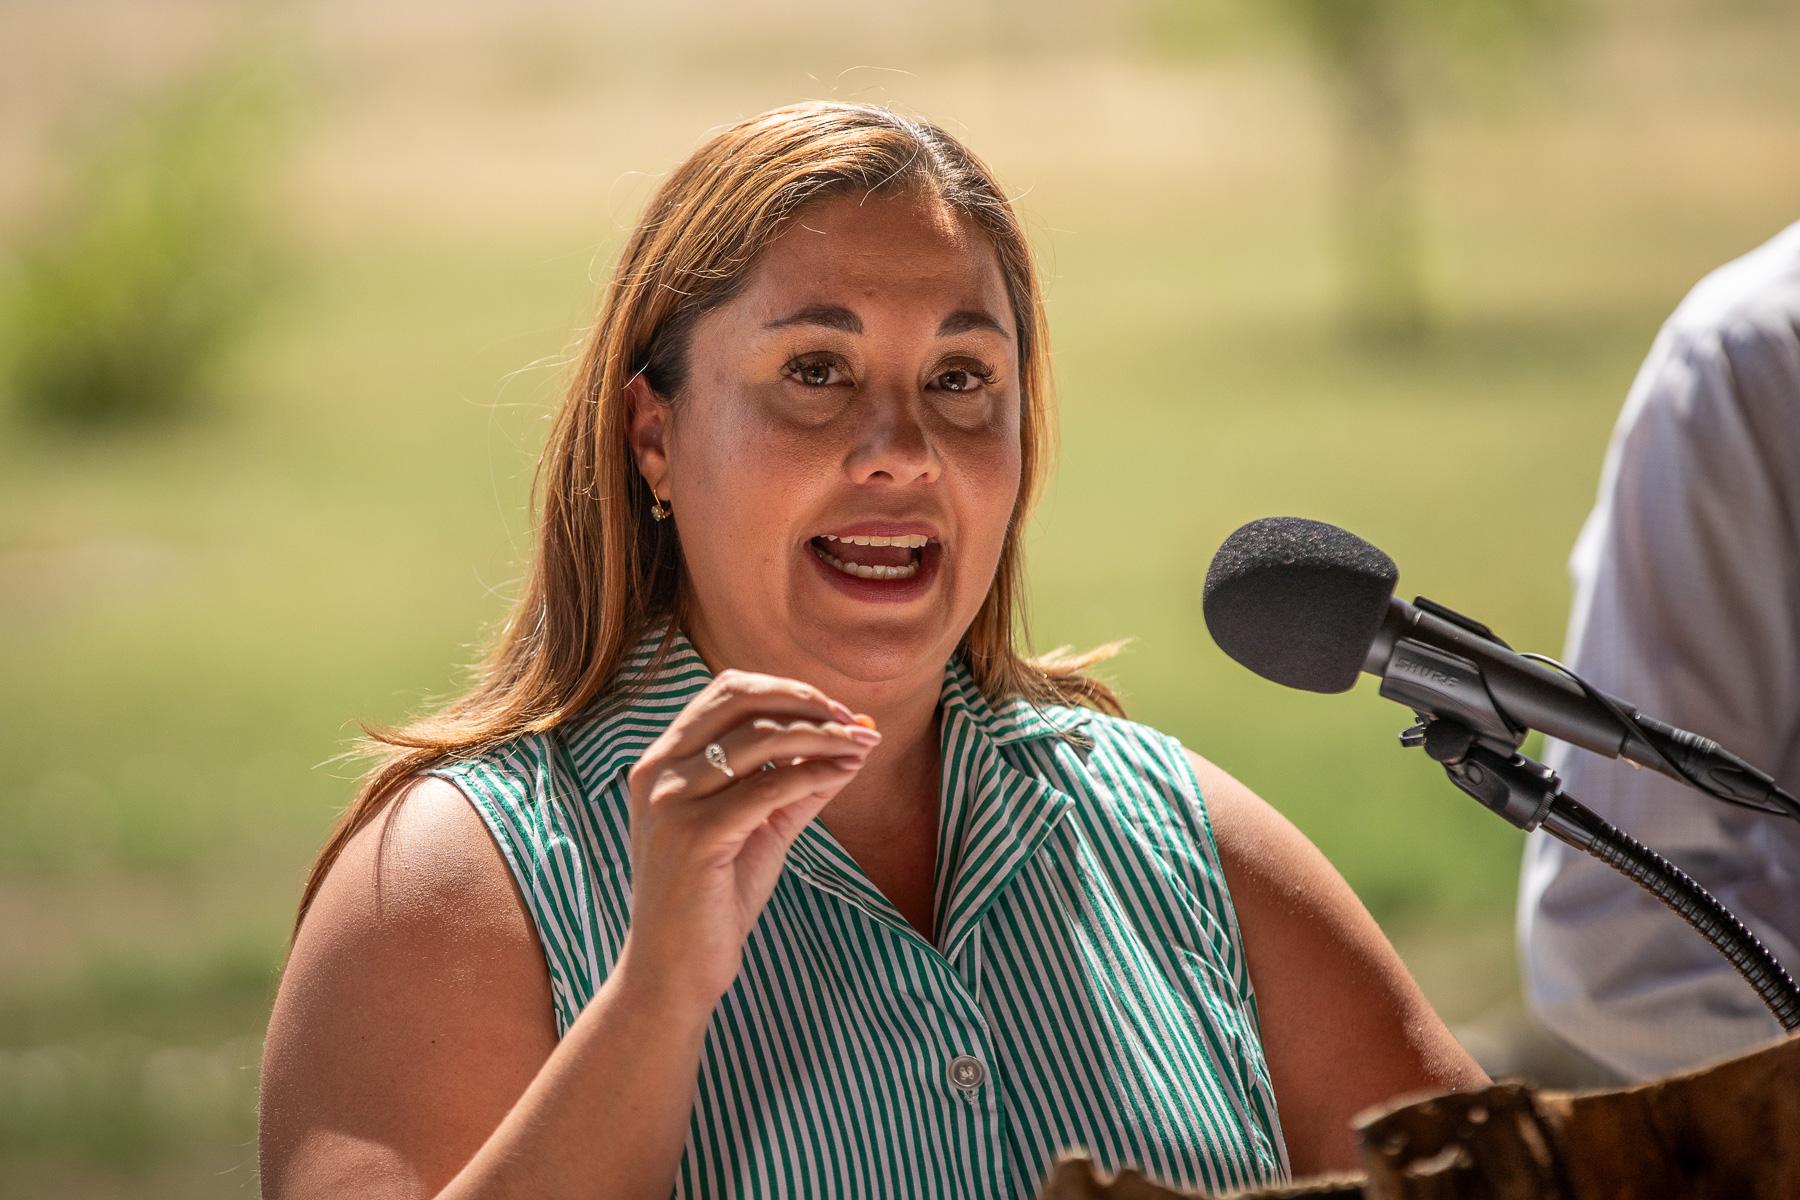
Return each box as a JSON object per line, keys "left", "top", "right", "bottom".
{"left": 931, "top": 364, "right": 996, "bottom": 394}
{"left": 785, "top": 355, "right": 846, "bottom": 388}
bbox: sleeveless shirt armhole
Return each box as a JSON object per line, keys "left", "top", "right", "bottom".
{"left": 1151, "top": 737, "right": 1256, "bottom": 1007}
{"left": 419, "top": 737, "right": 598, "bottom": 1036}
{"left": 1152, "top": 733, "right": 1292, "bottom": 1181}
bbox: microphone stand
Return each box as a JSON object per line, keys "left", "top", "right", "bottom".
{"left": 1399, "top": 714, "right": 1800, "bottom": 1032}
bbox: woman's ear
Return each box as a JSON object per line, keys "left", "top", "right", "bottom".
{"left": 624, "top": 373, "right": 672, "bottom": 493}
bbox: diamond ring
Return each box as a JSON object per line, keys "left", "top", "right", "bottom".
{"left": 703, "top": 741, "right": 735, "bottom": 780}
{"left": 760, "top": 760, "right": 778, "bottom": 773}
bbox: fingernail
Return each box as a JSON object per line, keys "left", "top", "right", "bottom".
{"left": 847, "top": 727, "right": 882, "bottom": 746}
{"left": 830, "top": 756, "right": 865, "bottom": 770}
{"left": 830, "top": 702, "right": 857, "bottom": 723}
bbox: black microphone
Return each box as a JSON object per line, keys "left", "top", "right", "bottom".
{"left": 1202, "top": 516, "right": 1798, "bottom": 819}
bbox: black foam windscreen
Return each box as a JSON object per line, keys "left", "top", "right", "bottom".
{"left": 1202, "top": 517, "right": 1399, "bottom": 694}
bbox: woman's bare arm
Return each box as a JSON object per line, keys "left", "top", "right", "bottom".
{"left": 1184, "top": 748, "right": 1491, "bottom": 1178}
{"left": 258, "top": 777, "right": 713, "bottom": 1199}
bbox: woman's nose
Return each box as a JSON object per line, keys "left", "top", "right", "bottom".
{"left": 847, "top": 389, "right": 941, "bottom": 485}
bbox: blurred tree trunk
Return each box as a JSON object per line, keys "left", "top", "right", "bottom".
{"left": 1328, "top": 13, "right": 1429, "bottom": 344}
{"left": 1206, "top": 0, "right": 1568, "bottom": 346}
{"left": 1303, "top": 1, "right": 1430, "bottom": 345}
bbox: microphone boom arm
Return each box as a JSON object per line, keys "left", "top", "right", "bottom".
{"left": 1401, "top": 714, "right": 1800, "bottom": 1034}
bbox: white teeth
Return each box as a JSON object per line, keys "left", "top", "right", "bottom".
{"left": 811, "top": 542, "right": 922, "bottom": 580}
{"left": 819, "top": 533, "right": 931, "bottom": 548}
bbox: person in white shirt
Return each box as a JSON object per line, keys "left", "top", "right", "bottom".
{"left": 1518, "top": 220, "right": 1800, "bottom": 1081}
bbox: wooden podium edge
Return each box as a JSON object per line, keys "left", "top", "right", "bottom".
{"left": 1038, "top": 1030, "right": 1800, "bottom": 1199}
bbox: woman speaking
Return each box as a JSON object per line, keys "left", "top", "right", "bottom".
{"left": 258, "top": 101, "right": 1486, "bottom": 1199}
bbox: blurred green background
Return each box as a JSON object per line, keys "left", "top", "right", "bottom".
{"left": 3, "top": 0, "right": 1797, "bottom": 1195}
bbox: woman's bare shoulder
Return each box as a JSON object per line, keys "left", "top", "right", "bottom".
{"left": 276, "top": 775, "right": 548, "bottom": 983}
{"left": 323, "top": 775, "right": 538, "bottom": 944}
{"left": 259, "top": 775, "right": 555, "bottom": 1199}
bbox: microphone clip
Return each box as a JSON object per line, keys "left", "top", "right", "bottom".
{"left": 1378, "top": 632, "right": 1527, "bottom": 757}
{"left": 1399, "top": 714, "right": 1558, "bottom": 833}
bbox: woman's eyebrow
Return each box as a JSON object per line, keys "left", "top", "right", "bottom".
{"left": 935, "top": 308, "right": 1010, "bottom": 340}
{"left": 765, "top": 304, "right": 862, "bottom": 334}
{"left": 763, "top": 304, "right": 1011, "bottom": 340}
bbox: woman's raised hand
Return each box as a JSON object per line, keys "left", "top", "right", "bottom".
{"left": 621, "top": 669, "right": 879, "bottom": 1009}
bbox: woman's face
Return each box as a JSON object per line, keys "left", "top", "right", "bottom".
{"left": 630, "top": 189, "right": 1024, "bottom": 695}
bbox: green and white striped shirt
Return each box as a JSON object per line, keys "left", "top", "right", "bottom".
{"left": 427, "top": 620, "right": 1289, "bottom": 1197}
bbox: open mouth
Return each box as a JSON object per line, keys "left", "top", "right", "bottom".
{"left": 808, "top": 532, "right": 932, "bottom": 580}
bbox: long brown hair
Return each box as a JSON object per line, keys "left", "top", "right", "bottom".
{"left": 291, "top": 100, "right": 1130, "bottom": 942}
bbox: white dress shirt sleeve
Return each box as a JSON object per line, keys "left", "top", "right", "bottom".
{"left": 1517, "top": 271, "right": 1800, "bottom": 1080}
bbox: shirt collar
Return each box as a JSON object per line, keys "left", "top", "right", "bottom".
{"left": 937, "top": 645, "right": 1095, "bottom": 747}
{"left": 560, "top": 617, "right": 1092, "bottom": 780}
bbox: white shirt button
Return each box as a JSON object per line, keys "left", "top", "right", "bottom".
{"left": 947, "top": 1054, "right": 987, "bottom": 1093}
